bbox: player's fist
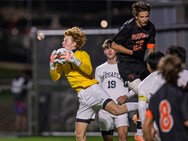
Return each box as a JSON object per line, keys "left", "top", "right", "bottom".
{"left": 50, "top": 50, "right": 57, "bottom": 63}
{"left": 59, "top": 50, "right": 74, "bottom": 61}
{"left": 56, "top": 48, "right": 69, "bottom": 64}
{"left": 60, "top": 50, "right": 81, "bottom": 66}
{"left": 117, "top": 95, "right": 128, "bottom": 105}
{"left": 50, "top": 50, "right": 58, "bottom": 70}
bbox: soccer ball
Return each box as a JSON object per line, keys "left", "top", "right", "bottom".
{"left": 56, "top": 48, "right": 69, "bottom": 64}
{"left": 37, "top": 32, "right": 45, "bottom": 40}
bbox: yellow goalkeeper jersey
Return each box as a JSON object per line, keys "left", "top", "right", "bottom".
{"left": 50, "top": 49, "right": 98, "bottom": 93}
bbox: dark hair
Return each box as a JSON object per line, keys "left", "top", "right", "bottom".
{"left": 159, "top": 55, "right": 183, "bottom": 85}
{"left": 132, "top": 1, "right": 150, "bottom": 16}
{"left": 146, "top": 51, "right": 164, "bottom": 71}
{"left": 166, "top": 45, "right": 186, "bottom": 63}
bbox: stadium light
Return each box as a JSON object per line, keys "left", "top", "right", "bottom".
{"left": 100, "top": 20, "right": 108, "bottom": 28}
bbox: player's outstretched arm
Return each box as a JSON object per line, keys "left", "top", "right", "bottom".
{"left": 111, "top": 42, "right": 133, "bottom": 55}
{"left": 143, "top": 111, "right": 155, "bottom": 141}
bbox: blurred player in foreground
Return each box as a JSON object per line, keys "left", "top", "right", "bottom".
{"left": 153, "top": 46, "right": 188, "bottom": 93}
{"left": 143, "top": 55, "right": 188, "bottom": 141}
{"left": 139, "top": 46, "right": 188, "bottom": 141}
{"left": 130, "top": 45, "right": 188, "bottom": 140}
{"left": 49, "top": 27, "right": 134, "bottom": 141}
{"left": 165, "top": 46, "right": 188, "bottom": 88}
{"left": 95, "top": 39, "right": 129, "bottom": 141}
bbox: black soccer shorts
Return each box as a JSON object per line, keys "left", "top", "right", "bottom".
{"left": 117, "top": 60, "right": 149, "bottom": 83}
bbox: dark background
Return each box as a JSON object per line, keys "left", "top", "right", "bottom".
{"left": 0, "top": 0, "right": 134, "bottom": 64}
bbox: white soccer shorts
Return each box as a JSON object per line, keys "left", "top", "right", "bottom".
{"left": 98, "top": 109, "right": 129, "bottom": 131}
{"left": 76, "top": 84, "right": 111, "bottom": 120}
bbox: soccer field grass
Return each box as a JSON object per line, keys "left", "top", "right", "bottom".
{"left": 0, "top": 136, "right": 135, "bottom": 141}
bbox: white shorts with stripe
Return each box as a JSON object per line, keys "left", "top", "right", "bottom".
{"left": 76, "top": 84, "right": 111, "bottom": 120}
{"left": 98, "top": 109, "right": 129, "bottom": 131}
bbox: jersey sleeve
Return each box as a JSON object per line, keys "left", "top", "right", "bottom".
{"left": 138, "top": 77, "right": 150, "bottom": 102}
{"left": 50, "top": 63, "right": 63, "bottom": 81}
{"left": 147, "top": 24, "right": 156, "bottom": 49}
{"left": 138, "top": 100, "right": 147, "bottom": 124}
{"left": 77, "top": 51, "right": 93, "bottom": 76}
{"left": 112, "top": 24, "right": 130, "bottom": 45}
{"left": 178, "top": 70, "right": 188, "bottom": 88}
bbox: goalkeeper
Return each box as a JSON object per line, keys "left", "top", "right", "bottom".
{"left": 49, "top": 26, "right": 135, "bottom": 141}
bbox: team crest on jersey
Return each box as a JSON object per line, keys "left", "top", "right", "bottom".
{"left": 132, "top": 33, "right": 149, "bottom": 40}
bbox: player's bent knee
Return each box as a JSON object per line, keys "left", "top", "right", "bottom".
{"left": 104, "top": 100, "right": 118, "bottom": 116}
{"left": 104, "top": 100, "right": 127, "bottom": 116}
{"left": 103, "top": 98, "right": 113, "bottom": 109}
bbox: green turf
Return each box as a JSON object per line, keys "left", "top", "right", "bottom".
{"left": 0, "top": 136, "right": 135, "bottom": 141}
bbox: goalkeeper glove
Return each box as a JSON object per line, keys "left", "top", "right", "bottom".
{"left": 60, "top": 50, "right": 81, "bottom": 66}
{"left": 56, "top": 48, "right": 69, "bottom": 64}
{"left": 50, "top": 50, "right": 58, "bottom": 70}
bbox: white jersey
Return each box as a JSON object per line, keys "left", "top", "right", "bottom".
{"left": 95, "top": 62, "right": 128, "bottom": 103}
{"left": 138, "top": 71, "right": 165, "bottom": 101}
{"left": 178, "top": 69, "right": 188, "bottom": 88}
{"left": 95, "top": 62, "right": 129, "bottom": 131}
{"left": 138, "top": 69, "right": 188, "bottom": 102}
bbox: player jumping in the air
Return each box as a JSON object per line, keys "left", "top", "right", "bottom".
{"left": 111, "top": 2, "right": 156, "bottom": 141}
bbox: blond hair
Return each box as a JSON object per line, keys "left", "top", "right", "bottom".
{"left": 64, "top": 26, "right": 87, "bottom": 49}
{"left": 132, "top": 1, "right": 150, "bottom": 16}
{"left": 102, "top": 39, "right": 112, "bottom": 49}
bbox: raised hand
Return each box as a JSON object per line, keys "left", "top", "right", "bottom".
{"left": 50, "top": 50, "right": 58, "bottom": 70}
{"left": 60, "top": 50, "right": 81, "bottom": 66}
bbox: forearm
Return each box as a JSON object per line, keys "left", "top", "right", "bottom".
{"left": 50, "top": 64, "right": 63, "bottom": 81}
{"left": 143, "top": 118, "right": 154, "bottom": 141}
{"left": 111, "top": 42, "right": 133, "bottom": 55}
{"left": 147, "top": 48, "right": 155, "bottom": 55}
{"left": 127, "top": 90, "right": 136, "bottom": 98}
{"left": 138, "top": 100, "right": 147, "bottom": 125}
{"left": 50, "top": 70, "right": 61, "bottom": 81}
{"left": 79, "top": 63, "right": 93, "bottom": 75}
{"left": 62, "top": 50, "right": 93, "bottom": 75}
{"left": 184, "top": 120, "right": 188, "bottom": 127}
